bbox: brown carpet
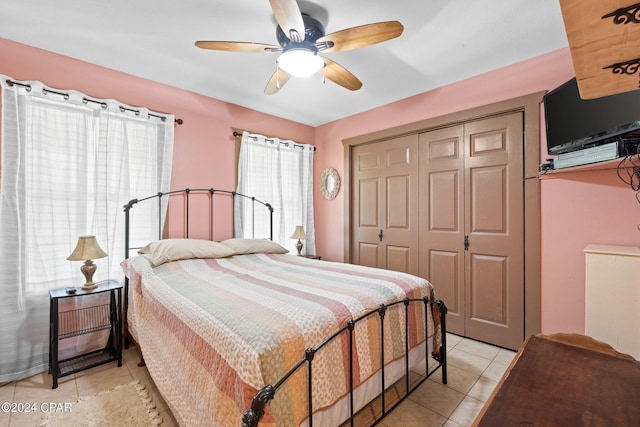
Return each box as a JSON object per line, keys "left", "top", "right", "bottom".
{"left": 39, "top": 380, "right": 162, "bottom": 426}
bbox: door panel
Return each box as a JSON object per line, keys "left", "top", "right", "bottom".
{"left": 470, "top": 166, "right": 507, "bottom": 233}
{"left": 428, "top": 250, "right": 461, "bottom": 319}
{"left": 387, "top": 146, "right": 411, "bottom": 167}
{"left": 387, "top": 246, "right": 410, "bottom": 273}
{"left": 352, "top": 135, "right": 419, "bottom": 275}
{"left": 358, "top": 179, "right": 379, "bottom": 227}
{"left": 464, "top": 113, "right": 524, "bottom": 350}
{"left": 470, "top": 129, "right": 506, "bottom": 154}
{"left": 357, "top": 150, "right": 381, "bottom": 171}
{"left": 387, "top": 175, "right": 410, "bottom": 229}
{"left": 430, "top": 171, "right": 459, "bottom": 231}
{"left": 353, "top": 147, "right": 383, "bottom": 267}
{"left": 358, "top": 243, "right": 379, "bottom": 269}
{"left": 469, "top": 254, "right": 508, "bottom": 324}
{"left": 419, "top": 126, "right": 465, "bottom": 334}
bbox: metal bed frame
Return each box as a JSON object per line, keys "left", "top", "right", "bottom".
{"left": 122, "top": 187, "right": 448, "bottom": 427}
{"left": 243, "top": 298, "right": 448, "bottom": 427}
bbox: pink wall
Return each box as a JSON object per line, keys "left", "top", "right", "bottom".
{"left": 540, "top": 170, "right": 639, "bottom": 332}
{"left": 3, "top": 37, "right": 639, "bottom": 336}
{"left": 0, "top": 37, "right": 313, "bottom": 240}
{"left": 313, "top": 48, "right": 640, "bottom": 335}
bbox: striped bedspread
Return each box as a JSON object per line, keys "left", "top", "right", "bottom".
{"left": 122, "top": 253, "right": 438, "bottom": 426}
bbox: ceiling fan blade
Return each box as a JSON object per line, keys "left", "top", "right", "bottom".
{"left": 269, "top": 0, "right": 306, "bottom": 41}
{"left": 317, "top": 21, "right": 404, "bottom": 53}
{"left": 264, "top": 68, "right": 291, "bottom": 95}
{"left": 320, "top": 57, "right": 362, "bottom": 91}
{"left": 195, "top": 41, "right": 279, "bottom": 53}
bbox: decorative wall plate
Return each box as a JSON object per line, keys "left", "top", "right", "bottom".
{"left": 320, "top": 167, "right": 341, "bottom": 200}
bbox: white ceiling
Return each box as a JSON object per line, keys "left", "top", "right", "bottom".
{"left": 0, "top": 0, "right": 569, "bottom": 127}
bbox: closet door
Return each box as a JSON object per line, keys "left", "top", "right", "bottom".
{"left": 351, "top": 135, "right": 419, "bottom": 275}
{"left": 463, "top": 113, "right": 524, "bottom": 350}
{"left": 419, "top": 112, "right": 525, "bottom": 350}
{"left": 418, "top": 125, "right": 465, "bottom": 334}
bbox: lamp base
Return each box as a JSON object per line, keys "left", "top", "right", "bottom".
{"left": 80, "top": 260, "right": 98, "bottom": 290}
{"left": 296, "top": 239, "right": 303, "bottom": 256}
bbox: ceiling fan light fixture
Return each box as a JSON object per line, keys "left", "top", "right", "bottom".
{"left": 277, "top": 49, "right": 324, "bottom": 78}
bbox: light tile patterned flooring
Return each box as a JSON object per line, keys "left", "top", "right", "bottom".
{"left": 0, "top": 346, "right": 179, "bottom": 427}
{"left": 0, "top": 333, "right": 513, "bottom": 427}
{"left": 378, "top": 333, "right": 516, "bottom": 427}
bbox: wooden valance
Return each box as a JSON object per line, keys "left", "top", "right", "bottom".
{"left": 560, "top": 0, "right": 640, "bottom": 99}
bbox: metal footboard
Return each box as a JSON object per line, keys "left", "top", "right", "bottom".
{"left": 242, "top": 297, "right": 448, "bottom": 427}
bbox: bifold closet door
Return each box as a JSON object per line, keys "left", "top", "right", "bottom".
{"left": 419, "top": 112, "right": 525, "bottom": 350}
{"left": 351, "top": 134, "right": 419, "bottom": 275}
{"left": 463, "top": 113, "right": 524, "bottom": 350}
{"left": 418, "top": 125, "right": 466, "bottom": 334}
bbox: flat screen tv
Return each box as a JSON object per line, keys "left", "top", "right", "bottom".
{"left": 543, "top": 78, "right": 640, "bottom": 155}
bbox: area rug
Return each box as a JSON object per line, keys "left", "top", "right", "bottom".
{"left": 39, "top": 380, "right": 162, "bottom": 426}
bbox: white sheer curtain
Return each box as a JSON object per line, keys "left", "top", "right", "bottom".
{"left": 235, "top": 131, "right": 315, "bottom": 255}
{"left": 0, "top": 76, "right": 174, "bottom": 381}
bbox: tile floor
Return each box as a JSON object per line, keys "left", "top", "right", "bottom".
{"left": 377, "top": 333, "right": 516, "bottom": 427}
{"left": 0, "top": 347, "right": 179, "bottom": 427}
{"left": 0, "top": 333, "right": 514, "bottom": 427}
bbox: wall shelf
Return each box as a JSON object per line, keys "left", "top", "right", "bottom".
{"left": 540, "top": 158, "right": 622, "bottom": 177}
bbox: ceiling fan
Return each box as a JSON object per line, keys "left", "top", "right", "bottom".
{"left": 195, "top": 0, "right": 404, "bottom": 95}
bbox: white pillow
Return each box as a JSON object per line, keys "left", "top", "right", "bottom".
{"left": 220, "top": 238, "right": 289, "bottom": 255}
{"left": 138, "top": 238, "right": 235, "bottom": 267}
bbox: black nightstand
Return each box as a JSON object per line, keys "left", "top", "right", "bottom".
{"left": 48, "top": 280, "right": 122, "bottom": 388}
{"left": 302, "top": 254, "right": 321, "bottom": 260}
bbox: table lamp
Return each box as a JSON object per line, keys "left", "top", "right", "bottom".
{"left": 290, "top": 226, "right": 306, "bottom": 256}
{"left": 67, "top": 235, "right": 108, "bottom": 290}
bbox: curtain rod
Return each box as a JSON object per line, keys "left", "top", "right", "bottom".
{"left": 5, "top": 79, "right": 183, "bottom": 126}
{"left": 233, "top": 130, "right": 316, "bottom": 151}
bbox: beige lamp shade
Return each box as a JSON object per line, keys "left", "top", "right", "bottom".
{"left": 67, "top": 236, "right": 107, "bottom": 290}
{"left": 290, "top": 226, "right": 307, "bottom": 240}
{"left": 67, "top": 236, "right": 108, "bottom": 261}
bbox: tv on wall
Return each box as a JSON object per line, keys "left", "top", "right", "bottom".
{"left": 543, "top": 78, "right": 640, "bottom": 155}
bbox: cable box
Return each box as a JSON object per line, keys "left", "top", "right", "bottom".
{"left": 553, "top": 141, "right": 619, "bottom": 169}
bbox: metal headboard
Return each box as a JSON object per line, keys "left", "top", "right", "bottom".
{"left": 123, "top": 187, "right": 274, "bottom": 260}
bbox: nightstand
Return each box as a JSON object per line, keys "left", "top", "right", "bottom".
{"left": 302, "top": 254, "right": 321, "bottom": 260}
{"left": 49, "top": 280, "right": 122, "bottom": 388}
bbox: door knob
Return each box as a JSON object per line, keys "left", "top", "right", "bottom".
{"left": 378, "top": 229, "right": 383, "bottom": 241}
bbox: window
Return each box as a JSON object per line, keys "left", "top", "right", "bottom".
{"left": 234, "top": 131, "right": 315, "bottom": 255}
{"left": 0, "top": 76, "right": 173, "bottom": 381}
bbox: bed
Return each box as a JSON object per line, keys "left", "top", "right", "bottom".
{"left": 121, "top": 188, "right": 447, "bottom": 426}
